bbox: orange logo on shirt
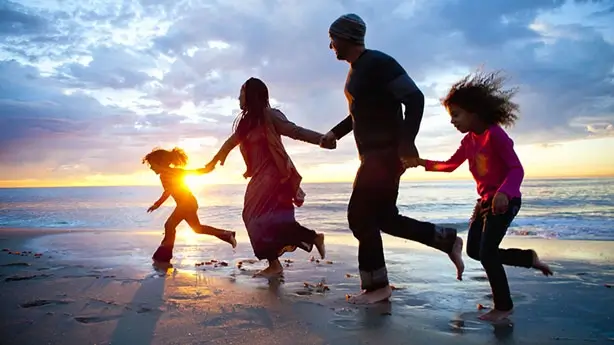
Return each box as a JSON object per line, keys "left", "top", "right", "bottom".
{"left": 475, "top": 153, "right": 488, "bottom": 177}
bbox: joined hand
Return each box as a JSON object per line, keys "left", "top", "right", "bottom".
{"left": 399, "top": 142, "right": 420, "bottom": 169}
{"left": 319, "top": 131, "right": 337, "bottom": 150}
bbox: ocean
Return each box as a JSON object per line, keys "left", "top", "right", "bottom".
{"left": 0, "top": 178, "right": 613, "bottom": 240}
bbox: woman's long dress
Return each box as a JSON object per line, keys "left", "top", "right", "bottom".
{"left": 216, "top": 108, "right": 323, "bottom": 260}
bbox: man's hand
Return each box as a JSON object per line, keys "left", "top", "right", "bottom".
{"left": 492, "top": 192, "right": 509, "bottom": 215}
{"left": 319, "top": 131, "right": 337, "bottom": 150}
{"left": 147, "top": 204, "right": 159, "bottom": 213}
{"left": 399, "top": 142, "right": 420, "bottom": 169}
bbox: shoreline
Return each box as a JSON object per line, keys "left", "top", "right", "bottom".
{"left": 1, "top": 228, "right": 613, "bottom": 344}
{"left": 8, "top": 226, "right": 614, "bottom": 264}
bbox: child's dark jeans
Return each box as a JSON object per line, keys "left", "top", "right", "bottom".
{"left": 466, "top": 197, "right": 533, "bottom": 311}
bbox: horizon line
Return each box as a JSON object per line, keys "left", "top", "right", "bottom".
{"left": 1, "top": 175, "right": 612, "bottom": 189}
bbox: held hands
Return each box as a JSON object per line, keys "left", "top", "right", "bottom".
{"left": 197, "top": 163, "right": 216, "bottom": 175}
{"left": 399, "top": 142, "right": 420, "bottom": 169}
{"left": 492, "top": 192, "right": 509, "bottom": 215}
{"left": 199, "top": 157, "right": 220, "bottom": 175}
{"left": 319, "top": 131, "right": 337, "bottom": 150}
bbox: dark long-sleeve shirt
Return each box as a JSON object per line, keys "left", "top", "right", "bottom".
{"left": 330, "top": 49, "right": 424, "bottom": 155}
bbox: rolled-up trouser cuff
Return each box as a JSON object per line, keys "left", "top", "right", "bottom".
{"left": 433, "top": 225, "right": 457, "bottom": 254}
{"left": 360, "top": 266, "right": 389, "bottom": 291}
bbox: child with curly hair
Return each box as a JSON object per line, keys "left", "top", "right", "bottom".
{"left": 143, "top": 147, "right": 236, "bottom": 264}
{"left": 417, "top": 70, "right": 553, "bottom": 322}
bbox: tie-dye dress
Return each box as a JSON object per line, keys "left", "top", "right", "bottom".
{"left": 214, "top": 109, "right": 323, "bottom": 260}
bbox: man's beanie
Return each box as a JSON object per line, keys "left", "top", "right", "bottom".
{"left": 329, "top": 13, "right": 366, "bottom": 45}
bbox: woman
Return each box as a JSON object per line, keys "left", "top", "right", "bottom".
{"left": 206, "top": 77, "right": 326, "bottom": 278}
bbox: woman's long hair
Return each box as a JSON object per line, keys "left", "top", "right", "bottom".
{"left": 233, "top": 77, "right": 271, "bottom": 140}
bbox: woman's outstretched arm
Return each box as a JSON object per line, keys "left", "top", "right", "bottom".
{"left": 209, "top": 133, "right": 240, "bottom": 166}
{"left": 269, "top": 109, "right": 323, "bottom": 145}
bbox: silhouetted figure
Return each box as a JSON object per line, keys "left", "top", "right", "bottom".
{"left": 143, "top": 147, "right": 236, "bottom": 263}
{"left": 207, "top": 78, "right": 325, "bottom": 278}
{"left": 320, "top": 13, "right": 464, "bottom": 304}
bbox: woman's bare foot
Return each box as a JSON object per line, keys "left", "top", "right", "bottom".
{"left": 314, "top": 233, "right": 326, "bottom": 259}
{"left": 479, "top": 308, "right": 513, "bottom": 322}
{"left": 253, "top": 259, "right": 283, "bottom": 279}
{"left": 347, "top": 285, "right": 392, "bottom": 305}
{"left": 531, "top": 250, "right": 553, "bottom": 276}
{"left": 448, "top": 237, "right": 465, "bottom": 280}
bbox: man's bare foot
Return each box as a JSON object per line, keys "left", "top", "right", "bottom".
{"left": 314, "top": 233, "right": 326, "bottom": 259}
{"left": 448, "top": 237, "right": 465, "bottom": 280}
{"left": 478, "top": 308, "right": 513, "bottom": 322}
{"left": 347, "top": 285, "right": 392, "bottom": 305}
{"left": 253, "top": 259, "right": 283, "bottom": 279}
{"left": 531, "top": 250, "right": 553, "bottom": 276}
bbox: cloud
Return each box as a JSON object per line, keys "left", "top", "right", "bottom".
{"left": 0, "top": 0, "right": 612, "bottom": 184}
{"left": 0, "top": 2, "right": 49, "bottom": 36}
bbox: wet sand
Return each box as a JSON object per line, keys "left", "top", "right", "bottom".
{"left": 1, "top": 228, "right": 613, "bottom": 344}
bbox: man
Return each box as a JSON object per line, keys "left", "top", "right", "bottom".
{"left": 321, "top": 13, "right": 464, "bottom": 304}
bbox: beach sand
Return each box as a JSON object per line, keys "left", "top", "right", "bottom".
{"left": 1, "top": 228, "right": 613, "bottom": 345}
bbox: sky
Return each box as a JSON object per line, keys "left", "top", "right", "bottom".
{"left": 0, "top": 0, "right": 613, "bottom": 187}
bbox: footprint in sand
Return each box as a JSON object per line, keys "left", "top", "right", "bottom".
{"left": 1, "top": 262, "right": 31, "bottom": 267}
{"left": 20, "top": 299, "right": 74, "bottom": 308}
{"left": 74, "top": 315, "right": 123, "bottom": 324}
{"left": 135, "top": 306, "right": 161, "bottom": 314}
{"left": 5, "top": 273, "right": 52, "bottom": 282}
{"left": 88, "top": 298, "right": 122, "bottom": 307}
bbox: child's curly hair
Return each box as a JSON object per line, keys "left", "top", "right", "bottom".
{"left": 442, "top": 70, "right": 520, "bottom": 128}
{"left": 142, "top": 147, "right": 188, "bottom": 168}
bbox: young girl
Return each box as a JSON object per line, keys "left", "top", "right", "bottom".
{"left": 417, "top": 71, "right": 553, "bottom": 322}
{"left": 142, "top": 147, "right": 236, "bottom": 263}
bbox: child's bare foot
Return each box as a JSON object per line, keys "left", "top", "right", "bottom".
{"left": 253, "top": 259, "right": 283, "bottom": 279}
{"left": 478, "top": 308, "right": 513, "bottom": 322}
{"left": 227, "top": 231, "right": 237, "bottom": 249}
{"left": 217, "top": 231, "right": 236, "bottom": 248}
{"left": 314, "top": 233, "right": 326, "bottom": 259}
{"left": 531, "top": 250, "right": 553, "bottom": 276}
{"left": 448, "top": 237, "right": 465, "bottom": 280}
{"left": 347, "top": 285, "right": 392, "bottom": 305}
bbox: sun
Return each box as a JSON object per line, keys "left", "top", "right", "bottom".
{"left": 183, "top": 174, "right": 207, "bottom": 193}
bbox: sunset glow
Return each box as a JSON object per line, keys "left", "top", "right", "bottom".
{"left": 0, "top": 1, "right": 612, "bottom": 188}
{"left": 183, "top": 174, "right": 210, "bottom": 194}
